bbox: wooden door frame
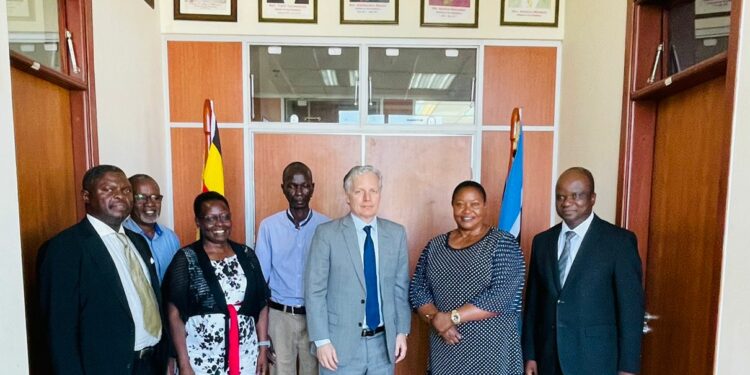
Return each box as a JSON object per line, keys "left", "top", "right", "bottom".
{"left": 9, "top": 0, "right": 98, "bottom": 217}
{"left": 616, "top": 0, "right": 743, "bottom": 372}
{"left": 616, "top": 0, "right": 742, "bottom": 270}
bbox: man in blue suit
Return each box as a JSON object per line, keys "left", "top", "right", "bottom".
{"left": 305, "top": 165, "right": 410, "bottom": 375}
{"left": 523, "top": 167, "right": 644, "bottom": 375}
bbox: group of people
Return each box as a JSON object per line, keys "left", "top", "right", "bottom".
{"left": 37, "top": 162, "right": 644, "bottom": 375}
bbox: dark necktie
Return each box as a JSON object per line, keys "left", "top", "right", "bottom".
{"left": 363, "top": 225, "right": 380, "bottom": 329}
{"left": 558, "top": 230, "right": 576, "bottom": 286}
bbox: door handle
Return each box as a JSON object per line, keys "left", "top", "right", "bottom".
{"left": 643, "top": 311, "right": 659, "bottom": 334}
{"left": 644, "top": 312, "right": 660, "bottom": 321}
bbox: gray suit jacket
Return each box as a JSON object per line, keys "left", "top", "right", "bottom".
{"left": 305, "top": 214, "right": 411, "bottom": 365}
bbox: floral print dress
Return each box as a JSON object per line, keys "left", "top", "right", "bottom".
{"left": 184, "top": 255, "right": 259, "bottom": 374}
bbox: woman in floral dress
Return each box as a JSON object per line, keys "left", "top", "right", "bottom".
{"left": 164, "top": 191, "right": 270, "bottom": 375}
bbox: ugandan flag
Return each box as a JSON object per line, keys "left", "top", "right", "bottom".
{"left": 202, "top": 99, "right": 225, "bottom": 195}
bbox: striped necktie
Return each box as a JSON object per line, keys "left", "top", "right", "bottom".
{"left": 558, "top": 230, "right": 576, "bottom": 286}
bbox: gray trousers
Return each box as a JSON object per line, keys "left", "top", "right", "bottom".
{"left": 318, "top": 333, "right": 393, "bottom": 375}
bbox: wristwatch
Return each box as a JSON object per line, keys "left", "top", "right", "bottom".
{"left": 450, "top": 309, "right": 461, "bottom": 325}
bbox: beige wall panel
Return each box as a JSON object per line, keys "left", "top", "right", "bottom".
{"left": 483, "top": 46, "right": 557, "bottom": 126}
{"left": 171, "top": 128, "right": 245, "bottom": 245}
{"left": 168, "top": 41, "right": 243, "bottom": 123}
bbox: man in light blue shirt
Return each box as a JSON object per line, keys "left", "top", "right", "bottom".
{"left": 256, "top": 162, "right": 329, "bottom": 375}
{"left": 123, "top": 174, "right": 181, "bottom": 282}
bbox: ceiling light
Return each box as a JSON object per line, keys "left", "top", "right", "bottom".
{"left": 320, "top": 69, "right": 339, "bottom": 86}
{"left": 348, "top": 70, "right": 359, "bottom": 86}
{"left": 445, "top": 49, "right": 459, "bottom": 57}
{"left": 408, "top": 73, "right": 456, "bottom": 90}
{"left": 267, "top": 46, "right": 282, "bottom": 55}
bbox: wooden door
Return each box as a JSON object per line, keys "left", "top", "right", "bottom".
{"left": 11, "top": 68, "right": 79, "bottom": 375}
{"left": 366, "top": 135, "right": 473, "bottom": 375}
{"left": 640, "top": 77, "right": 729, "bottom": 375}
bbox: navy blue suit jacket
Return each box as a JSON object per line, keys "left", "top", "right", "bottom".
{"left": 522, "top": 215, "right": 644, "bottom": 375}
{"left": 38, "top": 218, "right": 166, "bottom": 375}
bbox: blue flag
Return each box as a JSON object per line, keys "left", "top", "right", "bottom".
{"left": 499, "top": 131, "right": 523, "bottom": 238}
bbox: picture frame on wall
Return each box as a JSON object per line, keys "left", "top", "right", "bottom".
{"left": 7, "top": 0, "right": 35, "bottom": 21}
{"left": 174, "top": 0, "right": 237, "bottom": 22}
{"left": 259, "top": 0, "right": 317, "bottom": 23}
{"left": 341, "top": 0, "right": 398, "bottom": 25}
{"left": 500, "top": 0, "right": 559, "bottom": 27}
{"left": 421, "top": 0, "right": 478, "bottom": 28}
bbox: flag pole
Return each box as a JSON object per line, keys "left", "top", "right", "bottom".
{"left": 498, "top": 107, "right": 524, "bottom": 239}
{"left": 203, "top": 99, "right": 213, "bottom": 165}
{"left": 508, "top": 107, "right": 522, "bottom": 171}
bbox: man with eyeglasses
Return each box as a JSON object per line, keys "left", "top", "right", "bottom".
{"left": 124, "top": 174, "right": 181, "bottom": 282}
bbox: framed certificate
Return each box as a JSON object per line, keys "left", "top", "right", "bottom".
{"left": 341, "top": 0, "right": 398, "bottom": 25}
{"left": 421, "top": 0, "right": 478, "bottom": 28}
{"left": 174, "top": 0, "right": 237, "bottom": 22}
{"left": 501, "top": 0, "right": 559, "bottom": 27}
{"left": 260, "top": 0, "right": 317, "bottom": 23}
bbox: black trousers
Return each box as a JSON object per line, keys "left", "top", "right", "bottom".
{"left": 131, "top": 347, "right": 158, "bottom": 375}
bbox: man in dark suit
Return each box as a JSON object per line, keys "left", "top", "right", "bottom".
{"left": 38, "top": 164, "right": 165, "bottom": 375}
{"left": 522, "top": 167, "right": 644, "bottom": 375}
{"left": 305, "top": 165, "right": 410, "bottom": 375}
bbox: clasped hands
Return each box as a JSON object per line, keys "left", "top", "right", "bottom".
{"left": 430, "top": 311, "right": 462, "bottom": 345}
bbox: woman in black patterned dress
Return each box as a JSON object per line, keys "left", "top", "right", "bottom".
{"left": 164, "top": 192, "right": 270, "bottom": 375}
{"left": 409, "top": 181, "right": 526, "bottom": 375}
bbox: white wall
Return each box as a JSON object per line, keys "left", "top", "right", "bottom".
{"left": 557, "top": 0, "right": 627, "bottom": 221}
{"left": 160, "top": 0, "right": 565, "bottom": 40}
{"left": 715, "top": 0, "right": 750, "bottom": 372}
{"left": 0, "top": 0, "right": 32, "bottom": 373}
{"left": 92, "top": 0, "right": 171, "bottom": 223}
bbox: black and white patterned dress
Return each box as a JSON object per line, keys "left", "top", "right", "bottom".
{"left": 410, "top": 228, "right": 526, "bottom": 375}
{"left": 164, "top": 241, "right": 270, "bottom": 375}
{"left": 184, "top": 255, "right": 258, "bottom": 374}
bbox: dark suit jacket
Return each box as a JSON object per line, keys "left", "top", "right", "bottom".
{"left": 38, "top": 218, "right": 166, "bottom": 375}
{"left": 522, "top": 215, "right": 644, "bottom": 375}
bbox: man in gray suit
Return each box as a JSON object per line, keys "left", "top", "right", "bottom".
{"left": 305, "top": 165, "right": 410, "bottom": 374}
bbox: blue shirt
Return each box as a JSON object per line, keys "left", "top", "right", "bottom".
{"left": 255, "top": 209, "right": 329, "bottom": 306}
{"left": 123, "top": 217, "right": 181, "bottom": 282}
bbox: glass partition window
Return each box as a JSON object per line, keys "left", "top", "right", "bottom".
{"left": 668, "top": 1, "right": 730, "bottom": 74}
{"left": 368, "top": 47, "right": 476, "bottom": 125}
{"left": 249, "top": 45, "right": 359, "bottom": 123}
{"left": 7, "top": 0, "right": 62, "bottom": 71}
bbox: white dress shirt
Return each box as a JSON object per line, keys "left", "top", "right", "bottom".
{"left": 88, "top": 215, "right": 161, "bottom": 350}
{"left": 556, "top": 212, "right": 595, "bottom": 285}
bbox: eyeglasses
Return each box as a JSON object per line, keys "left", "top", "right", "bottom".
{"left": 134, "top": 194, "right": 164, "bottom": 202}
{"left": 201, "top": 213, "right": 231, "bottom": 225}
